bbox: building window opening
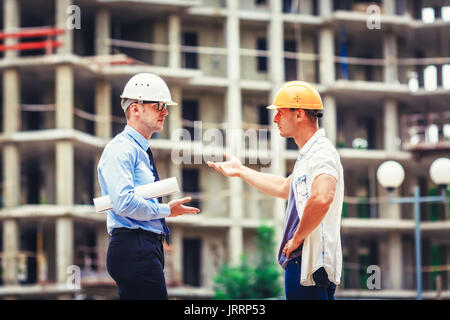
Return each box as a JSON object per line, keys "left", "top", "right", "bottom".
{"left": 182, "top": 32, "right": 199, "bottom": 69}
{"left": 182, "top": 168, "right": 201, "bottom": 211}
{"left": 182, "top": 100, "right": 200, "bottom": 141}
{"left": 257, "top": 38, "right": 268, "bottom": 73}
{"left": 183, "top": 238, "right": 202, "bottom": 287}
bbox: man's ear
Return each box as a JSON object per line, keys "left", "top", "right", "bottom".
{"left": 129, "top": 103, "right": 139, "bottom": 117}
{"left": 296, "top": 109, "right": 304, "bottom": 121}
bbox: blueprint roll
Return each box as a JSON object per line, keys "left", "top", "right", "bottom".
{"left": 93, "top": 177, "right": 180, "bottom": 213}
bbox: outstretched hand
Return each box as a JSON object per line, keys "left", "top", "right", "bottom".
{"left": 207, "top": 151, "right": 242, "bottom": 177}
{"left": 168, "top": 197, "right": 200, "bottom": 217}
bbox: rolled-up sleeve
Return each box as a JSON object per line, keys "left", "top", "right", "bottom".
{"left": 99, "top": 143, "right": 171, "bottom": 221}
{"left": 309, "top": 148, "right": 338, "bottom": 183}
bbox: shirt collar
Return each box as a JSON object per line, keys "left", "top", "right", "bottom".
{"left": 298, "top": 128, "right": 325, "bottom": 156}
{"left": 123, "top": 125, "right": 150, "bottom": 151}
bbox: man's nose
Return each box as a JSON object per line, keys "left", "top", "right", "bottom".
{"left": 273, "top": 112, "right": 280, "bottom": 123}
{"left": 162, "top": 108, "right": 168, "bottom": 116}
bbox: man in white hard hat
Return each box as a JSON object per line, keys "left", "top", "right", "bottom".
{"left": 97, "top": 73, "right": 200, "bottom": 300}
{"left": 208, "top": 81, "right": 344, "bottom": 300}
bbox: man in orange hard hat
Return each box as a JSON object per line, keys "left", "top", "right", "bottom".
{"left": 208, "top": 81, "right": 344, "bottom": 300}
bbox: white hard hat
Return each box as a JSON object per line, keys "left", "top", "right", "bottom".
{"left": 120, "top": 73, "right": 177, "bottom": 111}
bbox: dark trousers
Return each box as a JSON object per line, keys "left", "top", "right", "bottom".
{"left": 285, "top": 256, "right": 336, "bottom": 300}
{"left": 106, "top": 228, "right": 168, "bottom": 300}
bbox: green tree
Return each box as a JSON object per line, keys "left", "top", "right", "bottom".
{"left": 214, "top": 225, "right": 282, "bottom": 299}
{"left": 253, "top": 225, "right": 282, "bottom": 298}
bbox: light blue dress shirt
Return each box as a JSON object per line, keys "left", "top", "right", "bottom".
{"left": 97, "top": 125, "right": 171, "bottom": 235}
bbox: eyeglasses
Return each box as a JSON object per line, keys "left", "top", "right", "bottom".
{"left": 136, "top": 100, "right": 167, "bottom": 111}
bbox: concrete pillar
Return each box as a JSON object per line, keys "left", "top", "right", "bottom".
{"left": 383, "top": 32, "right": 398, "bottom": 83}
{"left": 56, "top": 142, "right": 74, "bottom": 206}
{"left": 95, "top": 80, "right": 112, "bottom": 139}
{"left": 319, "top": 0, "right": 333, "bottom": 18}
{"left": 170, "top": 226, "right": 183, "bottom": 285}
{"left": 2, "top": 220, "right": 19, "bottom": 285}
{"left": 56, "top": 217, "right": 73, "bottom": 284}
{"left": 380, "top": 233, "right": 403, "bottom": 290}
{"left": 95, "top": 8, "right": 111, "bottom": 56}
{"left": 55, "top": 65, "right": 74, "bottom": 206}
{"left": 2, "top": 68, "right": 21, "bottom": 209}
{"left": 169, "top": 14, "right": 181, "bottom": 69}
{"left": 322, "top": 95, "right": 337, "bottom": 146}
{"left": 387, "top": 233, "right": 403, "bottom": 290}
{"left": 270, "top": 0, "right": 286, "bottom": 259}
{"left": 3, "top": 69, "right": 20, "bottom": 133}
{"left": 96, "top": 224, "right": 108, "bottom": 273}
{"left": 3, "top": 146, "right": 20, "bottom": 208}
{"left": 226, "top": 0, "right": 243, "bottom": 266}
{"left": 169, "top": 85, "right": 182, "bottom": 141}
{"left": 378, "top": 183, "right": 401, "bottom": 219}
{"left": 269, "top": 0, "right": 284, "bottom": 85}
{"left": 299, "top": 0, "right": 313, "bottom": 15}
{"left": 383, "top": 0, "right": 396, "bottom": 15}
{"left": 383, "top": 99, "right": 399, "bottom": 152}
{"left": 319, "top": 28, "right": 335, "bottom": 85}
{"left": 56, "top": 0, "right": 73, "bottom": 54}
{"left": 56, "top": 65, "right": 74, "bottom": 130}
{"left": 3, "top": 0, "right": 20, "bottom": 60}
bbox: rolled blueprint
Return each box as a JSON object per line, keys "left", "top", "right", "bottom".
{"left": 93, "top": 177, "right": 180, "bottom": 213}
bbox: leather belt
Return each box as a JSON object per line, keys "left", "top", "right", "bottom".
{"left": 112, "top": 227, "right": 166, "bottom": 242}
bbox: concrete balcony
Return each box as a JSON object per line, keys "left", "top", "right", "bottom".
{"left": 0, "top": 129, "right": 107, "bottom": 152}
{"left": 332, "top": 9, "right": 413, "bottom": 29}
{"left": 95, "top": 0, "right": 201, "bottom": 10}
{"left": 341, "top": 218, "right": 450, "bottom": 236}
{"left": 328, "top": 80, "right": 410, "bottom": 99}
{"left": 0, "top": 205, "right": 104, "bottom": 222}
{"left": 284, "top": 148, "right": 412, "bottom": 163}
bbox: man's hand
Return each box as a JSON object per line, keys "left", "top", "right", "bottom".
{"left": 168, "top": 197, "right": 200, "bottom": 217}
{"left": 207, "top": 152, "right": 242, "bottom": 177}
{"left": 283, "top": 237, "right": 304, "bottom": 259}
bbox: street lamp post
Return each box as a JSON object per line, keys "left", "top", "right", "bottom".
{"left": 376, "top": 158, "right": 450, "bottom": 300}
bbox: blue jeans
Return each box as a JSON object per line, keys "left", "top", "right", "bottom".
{"left": 285, "top": 256, "right": 336, "bottom": 300}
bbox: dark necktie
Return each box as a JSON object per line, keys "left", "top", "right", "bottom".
{"left": 146, "top": 147, "right": 170, "bottom": 244}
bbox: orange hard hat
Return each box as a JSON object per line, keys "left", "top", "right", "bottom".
{"left": 267, "top": 81, "right": 323, "bottom": 110}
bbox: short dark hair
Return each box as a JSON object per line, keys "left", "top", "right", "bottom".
{"left": 290, "top": 108, "right": 323, "bottom": 122}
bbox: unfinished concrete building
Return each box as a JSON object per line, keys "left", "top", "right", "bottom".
{"left": 0, "top": 0, "right": 449, "bottom": 299}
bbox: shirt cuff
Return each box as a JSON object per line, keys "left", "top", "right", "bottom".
{"left": 157, "top": 204, "right": 171, "bottom": 218}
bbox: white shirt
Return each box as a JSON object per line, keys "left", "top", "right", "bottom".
{"left": 291, "top": 128, "right": 344, "bottom": 286}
